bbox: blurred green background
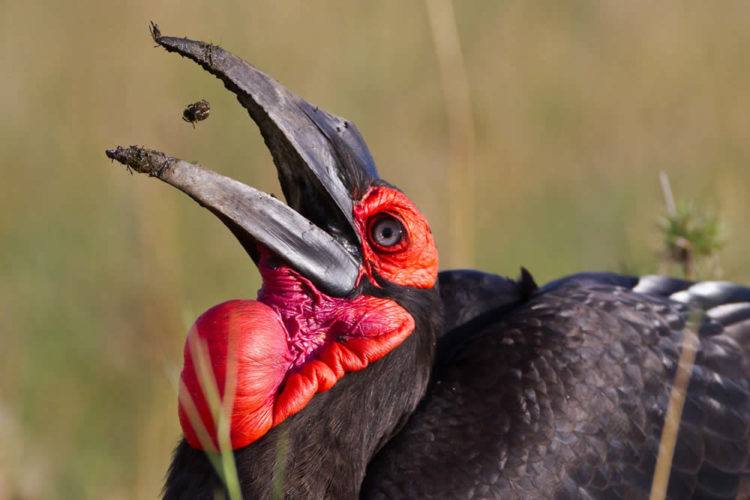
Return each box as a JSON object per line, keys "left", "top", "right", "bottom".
{"left": 2, "top": 1, "right": 749, "bottom": 498}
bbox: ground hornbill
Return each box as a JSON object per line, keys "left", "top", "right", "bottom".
{"left": 107, "top": 26, "right": 750, "bottom": 499}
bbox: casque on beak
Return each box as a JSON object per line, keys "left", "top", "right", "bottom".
{"left": 107, "top": 23, "right": 382, "bottom": 297}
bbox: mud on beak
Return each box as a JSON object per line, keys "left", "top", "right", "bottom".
{"left": 107, "top": 23, "right": 381, "bottom": 297}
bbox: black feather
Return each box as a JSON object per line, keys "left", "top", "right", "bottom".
{"left": 363, "top": 273, "right": 750, "bottom": 499}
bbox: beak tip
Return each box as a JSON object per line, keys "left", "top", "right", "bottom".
{"left": 149, "top": 24, "right": 213, "bottom": 69}
{"left": 106, "top": 145, "right": 172, "bottom": 178}
{"left": 148, "top": 21, "right": 161, "bottom": 41}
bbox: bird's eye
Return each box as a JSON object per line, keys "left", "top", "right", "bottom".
{"left": 369, "top": 214, "right": 406, "bottom": 250}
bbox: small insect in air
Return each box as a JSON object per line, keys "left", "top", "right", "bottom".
{"left": 182, "top": 99, "right": 211, "bottom": 127}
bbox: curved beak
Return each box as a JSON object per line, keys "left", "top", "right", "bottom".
{"left": 107, "top": 24, "right": 381, "bottom": 297}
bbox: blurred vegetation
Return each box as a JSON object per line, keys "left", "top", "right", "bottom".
{"left": 660, "top": 202, "right": 724, "bottom": 278}
{"left": 657, "top": 171, "right": 725, "bottom": 279}
{"left": 1, "top": 1, "right": 749, "bottom": 498}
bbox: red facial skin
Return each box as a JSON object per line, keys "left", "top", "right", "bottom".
{"left": 178, "top": 186, "right": 438, "bottom": 450}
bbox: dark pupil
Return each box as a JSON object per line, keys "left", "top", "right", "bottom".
{"left": 373, "top": 217, "right": 403, "bottom": 247}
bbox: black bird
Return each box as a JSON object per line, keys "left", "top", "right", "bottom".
{"left": 107, "top": 27, "right": 750, "bottom": 499}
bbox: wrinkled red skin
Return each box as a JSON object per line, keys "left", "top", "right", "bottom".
{"left": 179, "top": 186, "right": 438, "bottom": 450}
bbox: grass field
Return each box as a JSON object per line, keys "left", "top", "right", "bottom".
{"left": 2, "top": 1, "right": 749, "bottom": 498}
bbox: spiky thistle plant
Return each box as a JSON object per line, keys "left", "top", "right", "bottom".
{"left": 658, "top": 172, "right": 723, "bottom": 279}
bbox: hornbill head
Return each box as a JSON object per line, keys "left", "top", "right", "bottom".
{"left": 107, "top": 24, "right": 439, "bottom": 455}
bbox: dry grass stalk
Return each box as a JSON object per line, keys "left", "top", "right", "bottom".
{"left": 648, "top": 310, "right": 701, "bottom": 500}
{"left": 425, "top": 0, "right": 476, "bottom": 268}
{"left": 179, "top": 325, "right": 243, "bottom": 500}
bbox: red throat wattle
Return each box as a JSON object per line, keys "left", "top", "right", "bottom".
{"left": 178, "top": 186, "right": 438, "bottom": 450}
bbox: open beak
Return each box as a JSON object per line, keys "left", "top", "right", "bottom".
{"left": 106, "top": 24, "right": 380, "bottom": 297}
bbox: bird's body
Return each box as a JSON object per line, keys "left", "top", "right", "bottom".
{"left": 108, "top": 26, "right": 750, "bottom": 499}
{"left": 365, "top": 272, "right": 750, "bottom": 499}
